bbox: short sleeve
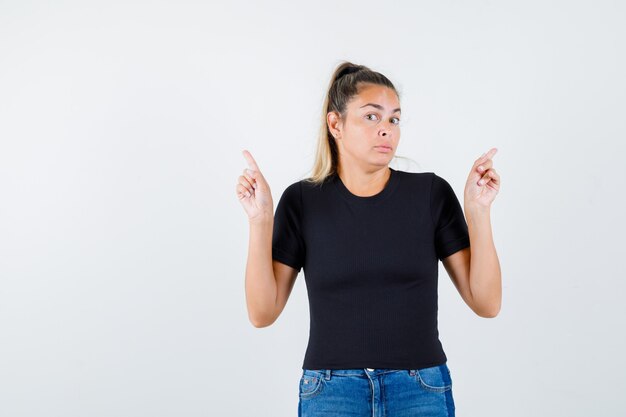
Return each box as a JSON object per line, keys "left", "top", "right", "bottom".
{"left": 272, "top": 181, "right": 305, "bottom": 272}
{"left": 430, "top": 173, "right": 470, "bottom": 261}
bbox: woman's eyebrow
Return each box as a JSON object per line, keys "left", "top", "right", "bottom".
{"left": 359, "top": 103, "right": 401, "bottom": 113}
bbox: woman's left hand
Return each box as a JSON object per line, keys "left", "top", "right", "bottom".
{"left": 464, "top": 147, "right": 500, "bottom": 210}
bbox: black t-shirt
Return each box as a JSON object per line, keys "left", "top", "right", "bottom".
{"left": 272, "top": 167, "right": 470, "bottom": 370}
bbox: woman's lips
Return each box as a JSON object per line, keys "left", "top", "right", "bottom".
{"left": 374, "top": 146, "right": 392, "bottom": 153}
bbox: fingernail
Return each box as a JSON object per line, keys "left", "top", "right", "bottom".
{"left": 479, "top": 180, "right": 484, "bottom": 185}
{"left": 478, "top": 165, "right": 484, "bottom": 172}
{"left": 245, "top": 169, "right": 254, "bottom": 176}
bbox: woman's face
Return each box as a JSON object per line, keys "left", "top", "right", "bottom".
{"left": 329, "top": 83, "right": 401, "bottom": 171}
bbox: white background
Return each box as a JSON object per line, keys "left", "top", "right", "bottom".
{"left": 1, "top": 1, "right": 625, "bottom": 416}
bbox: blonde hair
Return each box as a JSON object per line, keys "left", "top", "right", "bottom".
{"left": 303, "top": 61, "right": 416, "bottom": 185}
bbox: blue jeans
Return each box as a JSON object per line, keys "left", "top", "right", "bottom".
{"left": 298, "top": 363, "right": 455, "bottom": 416}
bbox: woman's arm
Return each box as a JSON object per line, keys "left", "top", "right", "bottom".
{"left": 238, "top": 150, "right": 293, "bottom": 327}
{"left": 465, "top": 206, "right": 501, "bottom": 317}
{"left": 245, "top": 216, "right": 279, "bottom": 327}
{"left": 444, "top": 147, "right": 502, "bottom": 318}
{"left": 464, "top": 148, "right": 502, "bottom": 317}
{"left": 245, "top": 216, "right": 300, "bottom": 328}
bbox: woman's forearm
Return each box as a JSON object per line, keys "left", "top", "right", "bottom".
{"left": 465, "top": 206, "right": 502, "bottom": 317}
{"left": 245, "top": 214, "right": 278, "bottom": 327}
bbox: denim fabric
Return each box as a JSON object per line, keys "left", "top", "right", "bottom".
{"left": 298, "top": 363, "right": 455, "bottom": 416}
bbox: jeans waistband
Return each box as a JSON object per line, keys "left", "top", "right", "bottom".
{"left": 304, "top": 368, "right": 418, "bottom": 380}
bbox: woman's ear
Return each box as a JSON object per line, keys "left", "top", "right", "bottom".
{"left": 327, "top": 111, "right": 342, "bottom": 140}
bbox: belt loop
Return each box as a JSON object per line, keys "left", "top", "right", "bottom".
{"left": 324, "top": 369, "right": 331, "bottom": 380}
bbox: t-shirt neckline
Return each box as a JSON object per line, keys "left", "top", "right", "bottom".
{"left": 332, "top": 167, "right": 400, "bottom": 204}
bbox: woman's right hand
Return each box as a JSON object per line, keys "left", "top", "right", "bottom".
{"left": 237, "top": 150, "right": 274, "bottom": 223}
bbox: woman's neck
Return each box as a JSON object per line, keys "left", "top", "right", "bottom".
{"left": 336, "top": 165, "right": 391, "bottom": 197}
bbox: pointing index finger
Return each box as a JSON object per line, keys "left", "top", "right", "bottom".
{"left": 242, "top": 149, "right": 260, "bottom": 171}
{"left": 480, "top": 147, "right": 498, "bottom": 162}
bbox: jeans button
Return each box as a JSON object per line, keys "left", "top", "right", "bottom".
{"left": 366, "top": 368, "right": 374, "bottom": 371}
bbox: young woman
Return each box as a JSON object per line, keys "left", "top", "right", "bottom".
{"left": 236, "top": 61, "right": 502, "bottom": 417}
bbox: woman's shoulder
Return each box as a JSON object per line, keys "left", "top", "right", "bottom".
{"left": 395, "top": 169, "right": 434, "bottom": 178}
{"left": 397, "top": 169, "right": 456, "bottom": 186}
{"left": 297, "top": 173, "right": 336, "bottom": 192}
{"left": 394, "top": 169, "right": 436, "bottom": 186}
{"left": 277, "top": 175, "right": 329, "bottom": 201}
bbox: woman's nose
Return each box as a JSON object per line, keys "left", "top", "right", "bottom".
{"left": 380, "top": 121, "right": 395, "bottom": 135}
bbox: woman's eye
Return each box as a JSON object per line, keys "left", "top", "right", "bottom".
{"left": 366, "top": 114, "right": 401, "bottom": 125}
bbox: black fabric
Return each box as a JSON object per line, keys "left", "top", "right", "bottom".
{"left": 272, "top": 167, "right": 470, "bottom": 370}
